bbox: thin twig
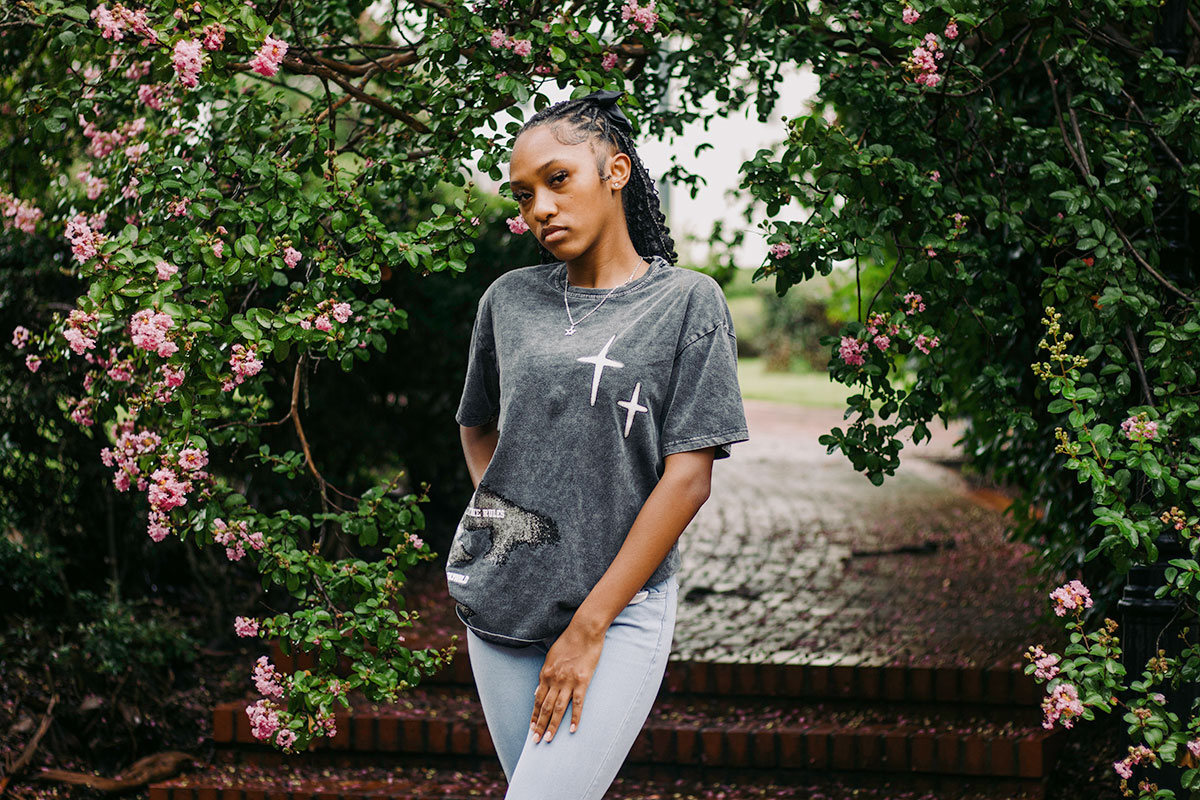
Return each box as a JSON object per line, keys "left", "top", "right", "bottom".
{"left": 1124, "top": 324, "right": 1155, "bottom": 408}
{"left": 0, "top": 694, "right": 57, "bottom": 796}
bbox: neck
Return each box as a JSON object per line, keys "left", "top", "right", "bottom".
{"left": 564, "top": 246, "right": 648, "bottom": 289}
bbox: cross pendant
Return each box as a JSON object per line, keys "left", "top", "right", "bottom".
{"left": 564, "top": 326, "right": 576, "bottom": 336}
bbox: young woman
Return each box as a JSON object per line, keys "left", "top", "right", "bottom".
{"left": 448, "top": 89, "right": 749, "bottom": 799}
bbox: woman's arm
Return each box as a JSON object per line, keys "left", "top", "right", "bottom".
{"left": 460, "top": 418, "right": 499, "bottom": 489}
{"left": 529, "top": 446, "right": 716, "bottom": 743}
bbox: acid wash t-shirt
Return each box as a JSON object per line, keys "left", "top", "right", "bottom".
{"left": 448, "top": 254, "right": 749, "bottom": 647}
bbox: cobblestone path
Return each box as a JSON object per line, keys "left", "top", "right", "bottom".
{"left": 672, "top": 399, "right": 1068, "bottom": 669}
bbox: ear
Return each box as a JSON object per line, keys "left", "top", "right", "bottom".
{"left": 606, "top": 151, "right": 633, "bottom": 191}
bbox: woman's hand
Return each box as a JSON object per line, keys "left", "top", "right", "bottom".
{"left": 530, "top": 623, "right": 605, "bottom": 742}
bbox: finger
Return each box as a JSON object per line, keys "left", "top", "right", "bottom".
{"left": 569, "top": 685, "right": 586, "bottom": 733}
{"left": 543, "top": 690, "right": 572, "bottom": 742}
{"left": 530, "top": 683, "right": 547, "bottom": 728}
{"left": 532, "top": 686, "right": 559, "bottom": 741}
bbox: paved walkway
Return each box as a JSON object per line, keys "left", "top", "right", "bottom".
{"left": 671, "top": 399, "right": 1067, "bottom": 669}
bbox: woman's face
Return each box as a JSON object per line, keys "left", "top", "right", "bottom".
{"left": 508, "top": 124, "right": 631, "bottom": 260}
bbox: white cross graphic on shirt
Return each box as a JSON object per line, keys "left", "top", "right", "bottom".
{"left": 617, "top": 381, "right": 649, "bottom": 438}
{"left": 577, "top": 334, "right": 624, "bottom": 406}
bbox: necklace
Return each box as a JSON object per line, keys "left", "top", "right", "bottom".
{"left": 562, "top": 258, "right": 645, "bottom": 336}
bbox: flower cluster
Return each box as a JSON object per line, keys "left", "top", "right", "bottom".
{"left": 601, "top": 52, "right": 619, "bottom": 71}
{"left": 202, "top": 22, "right": 225, "bottom": 51}
{"left": 64, "top": 213, "right": 108, "bottom": 265}
{"left": 211, "top": 517, "right": 265, "bottom": 561}
{"left": 901, "top": 5, "right": 920, "bottom": 24}
{"left": 1049, "top": 579, "right": 1093, "bottom": 617}
{"left": 903, "top": 291, "right": 926, "bottom": 315}
{"left": 25, "top": 355, "right": 41, "bottom": 373}
{"left": 245, "top": 698, "right": 295, "bottom": 749}
{"left": 90, "top": 3, "right": 158, "bottom": 46}
{"left": 79, "top": 115, "right": 145, "bottom": 160}
{"left": 1, "top": 191, "right": 43, "bottom": 234}
{"left": 253, "top": 655, "right": 287, "bottom": 699}
{"left": 63, "top": 309, "right": 99, "bottom": 355}
{"left": 11, "top": 326, "right": 31, "bottom": 349}
{"left": 224, "top": 344, "right": 264, "bottom": 391}
{"left": 299, "top": 299, "right": 353, "bottom": 333}
{"left": 1112, "top": 744, "right": 1156, "bottom": 780}
{"left": 283, "top": 246, "right": 303, "bottom": 268}
{"left": 234, "top": 616, "right": 260, "bottom": 637}
{"left": 768, "top": 242, "right": 792, "bottom": 259}
{"left": 130, "top": 308, "right": 178, "bottom": 358}
{"left": 249, "top": 35, "right": 289, "bottom": 77}
{"left": 70, "top": 397, "right": 96, "bottom": 427}
{"left": 621, "top": 0, "right": 659, "bottom": 32}
{"left": 902, "top": 32, "right": 945, "bottom": 87}
{"left": 1120, "top": 412, "right": 1159, "bottom": 443}
{"left": 100, "top": 425, "right": 160, "bottom": 492}
{"left": 914, "top": 333, "right": 941, "bottom": 355}
{"left": 1041, "top": 681, "right": 1084, "bottom": 729}
{"left": 838, "top": 336, "right": 869, "bottom": 367}
{"left": 152, "top": 363, "right": 186, "bottom": 403}
{"left": 155, "top": 260, "right": 178, "bottom": 281}
{"left": 172, "top": 38, "right": 206, "bottom": 88}
{"left": 1024, "top": 644, "right": 1061, "bottom": 681}
{"left": 507, "top": 216, "right": 530, "bottom": 234}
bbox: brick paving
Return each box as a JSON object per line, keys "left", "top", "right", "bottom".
{"left": 672, "top": 399, "right": 1067, "bottom": 669}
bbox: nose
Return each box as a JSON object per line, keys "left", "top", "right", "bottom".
{"left": 530, "top": 189, "right": 557, "bottom": 225}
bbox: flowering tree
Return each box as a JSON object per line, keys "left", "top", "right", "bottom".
{"left": 731, "top": 2, "right": 1200, "bottom": 797}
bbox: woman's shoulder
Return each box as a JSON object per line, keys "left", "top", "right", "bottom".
{"left": 656, "top": 265, "right": 733, "bottom": 320}
{"left": 476, "top": 261, "right": 560, "bottom": 307}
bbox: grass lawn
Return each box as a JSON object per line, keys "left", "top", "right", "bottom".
{"left": 737, "top": 357, "right": 894, "bottom": 410}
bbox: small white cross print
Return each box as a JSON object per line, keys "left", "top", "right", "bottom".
{"left": 617, "top": 381, "right": 649, "bottom": 438}
{"left": 576, "top": 334, "right": 624, "bottom": 406}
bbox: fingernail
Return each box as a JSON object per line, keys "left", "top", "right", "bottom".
{"left": 545, "top": 734, "right": 553, "bottom": 742}
{"left": 570, "top": 724, "right": 576, "bottom": 733}
{"left": 533, "top": 732, "right": 540, "bottom": 742}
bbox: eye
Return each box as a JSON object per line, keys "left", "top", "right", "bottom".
{"left": 549, "top": 170, "right": 567, "bottom": 185}
{"left": 513, "top": 190, "right": 530, "bottom": 204}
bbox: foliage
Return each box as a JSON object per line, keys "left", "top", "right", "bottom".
{"left": 729, "top": 2, "right": 1200, "bottom": 796}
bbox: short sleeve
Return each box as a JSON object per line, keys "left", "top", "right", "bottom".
{"left": 660, "top": 319, "right": 749, "bottom": 461}
{"left": 455, "top": 290, "right": 501, "bottom": 427}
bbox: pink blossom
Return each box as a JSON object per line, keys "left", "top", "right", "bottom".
{"left": 229, "top": 343, "right": 263, "bottom": 385}
{"left": 768, "top": 242, "right": 791, "bottom": 259}
{"left": 1187, "top": 739, "right": 1200, "bottom": 758}
{"left": 903, "top": 291, "right": 926, "bottom": 314}
{"left": 249, "top": 35, "right": 289, "bottom": 77}
{"left": 1121, "top": 413, "right": 1159, "bottom": 442}
{"left": 409, "top": 533, "right": 425, "bottom": 550}
{"left": 136, "top": 82, "right": 170, "bottom": 111}
{"left": 929, "top": 170, "right": 940, "bottom": 182}
{"left": 839, "top": 336, "right": 868, "bottom": 366}
{"left": 314, "top": 315, "right": 332, "bottom": 332}
{"left": 331, "top": 302, "right": 352, "bottom": 324}
{"left": 283, "top": 246, "right": 302, "bottom": 268}
{"left": 212, "top": 240, "right": 224, "bottom": 258}
{"left": 0, "top": 191, "right": 44, "bottom": 234}
{"left": 64, "top": 213, "right": 104, "bottom": 264}
{"left": 1026, "top": 645, "right": 1061, "bottom": 681}
{"left": 506, "top": 216, "right": 529, "bottom": 234}
{"left": 511, "top": 39, "right": 532, "bottom": 57}
{"left": 601, "top": 52, "right": 619, "bottom": 71}
{"left": 124, "top": 142, "right": 148, "bottom": 163}
{"left": 275, "top": 728, "right": 297, "bottom": 750}
{"left": 168, "top": 197, "right": 191, "bottom": 217}
{"left": 91, "top": 4, "right": 125, "bottom": 40}
{"left": 147, "top": 466, "right": 191, "bottom": 512}
{"left": 11, "top": 326, "right": 31, "bottom": 349}
{"left": 901, "top": 5, "right": 920, "bottom": 24}
{"left": 130, "top": 308, "right": 176, "bottom": 357}
{"left": 122, "top": 177, "right": 141, "bottom": 200}
{"left": 925, "top": 247, "right": 937, "bottom": 257}
{"left": 945, "top": 21, "right": 959, "bottom": 39}
{"left": 70, "top": 397, "right": 95, "bottom": 427}
{"left": 299, "top": 319, "right": 312, "bottom": 331}
{"left": 914, "top": 333, "right": 940, "bottom": 354}
{"left": 246, "top": 699, "right": 282, "bottom": 740}
{"left": 172, "top": 38, "right": 205, "bottom": 89}
{"left": 1041, "top": 682, "right": 1084, "bottom": 729}
{"left": 621, "top": 0, "right": 659, "bottom": 33}
{"left": 147, "top": 510, "right": 170, "bottom": 542}
{"left": 872, "top": 334, "right": 891, "bottom": 352}
{"left": 202, "top": 22, "right": 226, "bottom": 50}
{"left": 1113, "top": 759, "right": 1132, "bottom": 779}
{"left": 155, "top": 260, "right": 178, "bottom": 280}
{"left": 1049, "top": 579, "right": 1093, "bottom": 617}
{"left": 63, "top": 309, "right": 99, "bottom": 355}
{"left": 234, "top": 616, "right": 260, "bottom": 637}
{"left": 252, "top": 655, "right": 286, "bottom": 699}
{"left": 178, "top": 448, "right": 208, "bottom": 472}
{"left": 489, "top": 30, "right": 510, "bottom": 49}
{"left": 106, "top": 360, "right": 134, "bottom": 382}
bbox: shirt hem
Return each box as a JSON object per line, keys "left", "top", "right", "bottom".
{"left": 662, "top": 428, "right": 750, "bottom": 457}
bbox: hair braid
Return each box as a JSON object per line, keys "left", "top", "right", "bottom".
{"left": 514, "top": 96, "right": 678, "bottom": 266}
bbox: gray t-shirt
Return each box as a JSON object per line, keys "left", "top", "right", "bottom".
{"left": 447, "top": 255, "right": 749, "bottom": 646}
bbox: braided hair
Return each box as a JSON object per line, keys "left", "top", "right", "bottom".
{"left": 513, "top": 96, "right": 679, "bottom": 266}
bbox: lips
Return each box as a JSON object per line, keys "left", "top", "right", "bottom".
{"left": 543, "top": 226, "right": 567, "bottom": 242}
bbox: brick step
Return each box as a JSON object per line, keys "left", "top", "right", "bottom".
{"left": 214, "top": 687, "right": 1064, "bottom": 779}
{"left": 269, "top": 638, "right": 1043, "bottom": 706}
{"left": 149, "top": 760, "right": 1049, "bottom": 800}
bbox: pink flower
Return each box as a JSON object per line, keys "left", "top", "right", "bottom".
{"left": 314, "top": 314, "right": 332, "bottom": 332}
{"left": 1113, "top": 759, "right": 1132, "bottom": 779}
{"left": 839, "top": 336, "right": 868, "bottom": 366}
{"left": 252, "top": 655, "right": 286, "bottom": 699}
{"left": 63, "top": 310, "right": 100, "bottom": 355}
{"left": 506, "top": 216, "right": 529, "bottom": 234}
{"left": 621, "top": 0, "right": 658, "bottom": 32}
{"left": 234, "top": 616, "right": 260, "bottom": 637}
{"left": 945, "top": 21, "right": 959, "bottom": 39}
{"left": 1121, "top": 413, "right": 1159, "bottom": 442}
{"left": 929, "top": 170, "right": 940, "bottom": 182}
{"left": 601, "top": 52, "right": 619, "bottom": 71}
{"left": 901, "top": 6, "right": 920, "bottom": 24}
{"left": 245, "top": 699, "right": 282, "bottom": 741}
{"left": 155, "top": 260, "right": 178, "bottom": 280}
{"left": 283, "top": 246, "right": 302, "bottom": 268}
{"left": 1187, "top": 739, "right": 1200, "bottom": 758}
{"left": 124, "top": 142, "right": 149, "bottom": 163}
{"left": 147, "top": 466, "right": 191, "bottom": 512}
{"left": 1, "top": 192, "right": 44, "bottom": 235}
{"left": 249, "top": 35, "right": 289, "bottom": 77}
{"left": 212, "top": 240, "right": 224, "bottom": 258}
{"left": 130, "top": 308, "right": 176, "bottom": 357}
{"left": 1049, "top": 579, "right": 1093, "bottom": 617}
{"left": 70, "top": 397, "right": 95, "bottom": 427}
{"left": 511, "top": 39, "right": 532, "bottom": 57}
{"left": 914, "top": 333, "right": 940, "bottom": 354}
{"left": 1041, "top": 682, "right": 1084, "bottom": 729}
{"left": 872, "top": 334, "right": 891, "bottom": 352}
{"left": 172, "top": 38, "right": 205, "bottom": 89}
{"left": 202, "top": 22, "right": 225, "bottom": 50}
{"left": 65, "top": 213, "right": 107, "bottom": 265}
{"left": 768, "top": 242, "right": 792, "bottom": 259}
{"left": 147, "top": 511, "right": 170, "bottom": 542}
{"left": 903, "top": 291, "right": 926, "bottom": 314}
{"left": 275, "top": 728, "right": 297, "bottom": 750}
{"left": 489, "top": 29, "right": 510, "bottom": 49}
{"left": 178, "top": 448, "right": 208, "bottom": 472}
{"left": 11, "top": 326, "right": 31, "bottom": 349}
{"left": 1026, "top": 645, "right": 1061, "bottom": 681}
{"left": 229, "top": 343, "right": 264, "bottom": 384}
{"left": 122, "top": 176, "right": 141, "bottom": 200}
{"left": 331, "top": 303, "right": 352, "bottom": 324}
{"left": 925, "top": 247, "right": 937, "bottom": 257}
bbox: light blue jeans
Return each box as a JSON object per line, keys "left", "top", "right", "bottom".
{"left": 465, "top": 575, "right": 678, "bottom": 800}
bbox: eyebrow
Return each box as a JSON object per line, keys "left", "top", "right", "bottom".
{"left": 509, "top": 159, "right": 570, "bottom": 189}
